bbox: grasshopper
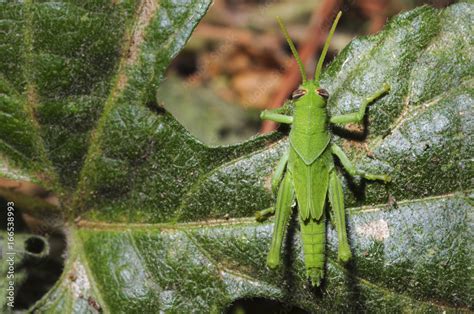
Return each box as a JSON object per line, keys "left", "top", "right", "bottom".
{"left": 256, "top": 12, "right": 391, "bottom": 286}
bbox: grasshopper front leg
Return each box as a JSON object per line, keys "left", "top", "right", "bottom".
{"left": 330, "top": 83, "right": 390, "bottom": 125}
{"left": 260, "top": 107, "right": 293, "bottom": 125}
{"left": 267, "top": 171, "right": 295, "bottom": 269}
{"left": 331, "top": 144, "right": 391, "bottom": 182}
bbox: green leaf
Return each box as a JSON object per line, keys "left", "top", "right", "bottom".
{"left": 0, "top": 1, "right": 472, "bottom": 312}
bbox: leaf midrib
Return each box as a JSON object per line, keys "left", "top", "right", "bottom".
{"left": 75, "top": 191, "right": 469, "bottom": 231}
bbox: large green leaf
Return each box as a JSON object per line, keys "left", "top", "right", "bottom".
{"left": 0, "top": 1, "right": 472, "bottom": 312}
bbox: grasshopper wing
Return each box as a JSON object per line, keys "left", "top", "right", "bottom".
{"left": 289, "top": 148, "right": 332, "bottom": 221}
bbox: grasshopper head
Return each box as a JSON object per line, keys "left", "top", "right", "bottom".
{"left": 278, "top": 11, "right": 341, "bottom": 106}
{"left": 291, "top": 80, "right": 329, "bottom": 108}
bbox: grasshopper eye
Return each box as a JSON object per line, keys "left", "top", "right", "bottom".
{"left": 316, "top": 88, "right": 329, "bottom": 99}
{"left": 291, "top": 89, "right": 307, "bottom": 100}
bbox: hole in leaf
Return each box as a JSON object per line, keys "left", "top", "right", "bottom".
{"left": 156, "top": 76, "right": 261, "bottom": 146}
{"left": 24, "top": 236, "right": 47, "bottom": 255}
{"left": 0, "top": 193, "right": 66, "bottom": 311}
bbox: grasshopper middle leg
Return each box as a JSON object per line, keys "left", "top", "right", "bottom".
{"left": 256, "top": 151, "right": 289, "bottom": 222}
{"left": 331, "top": 144, "right": 391, "bottom": 182}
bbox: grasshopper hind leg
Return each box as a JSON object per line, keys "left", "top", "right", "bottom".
{"left": 328, "top": 170, "right": 352, "bottom": 262}
{"left": 267, "top": 171, "right": 295, "bottom": 269}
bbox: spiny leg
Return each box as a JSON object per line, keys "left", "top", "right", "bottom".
{"left": 267, "top": 171, "right": 295, "bottom": 269}
{"left": 271, "top": 151, "right": 289, "bottom": 194}
{"left": 330, "top": 83, "right": 390, "bottom": 125}
{"left": 255, "top": 151, "right": 289, "bottom": 222}
{"left": 328, "top": 170, "right": 352, "bottom": 262}
{"left": 331, "top": 144, "right": 391, "bottom": 182}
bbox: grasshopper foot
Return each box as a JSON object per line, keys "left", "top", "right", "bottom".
{"left": 361, "top": 172, "right": 391, "bottom": 183}
{"left": 267, "top": 255, "right": 280, "bottom": 270}
{"left": 255, "top": 211, "right": 265, "bottom": 222}
{"left": 371, "top": 174, "right": 391, "bottom": 183}
{"left": 255, "top": 207, "right": 275, "bottom": 222}
{"left": 338, "top": 245, "right": 352, "bottom": 263}
{"left": 373, "top": 174, "right": 391, "bottom": 183}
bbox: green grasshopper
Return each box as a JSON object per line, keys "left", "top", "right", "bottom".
{"left": 256, "top": 12, "right": 391, "bottom": 286}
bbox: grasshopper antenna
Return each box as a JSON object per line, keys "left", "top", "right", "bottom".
{"left": 314, "top": 11, "right": 342, "bottom": 82}
{"left": 277, "top": 16, "right": 307, "bottom": 83}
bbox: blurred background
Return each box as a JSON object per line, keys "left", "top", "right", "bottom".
{"left": 158, "top": 0, "right": 455, "bottom": 145}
